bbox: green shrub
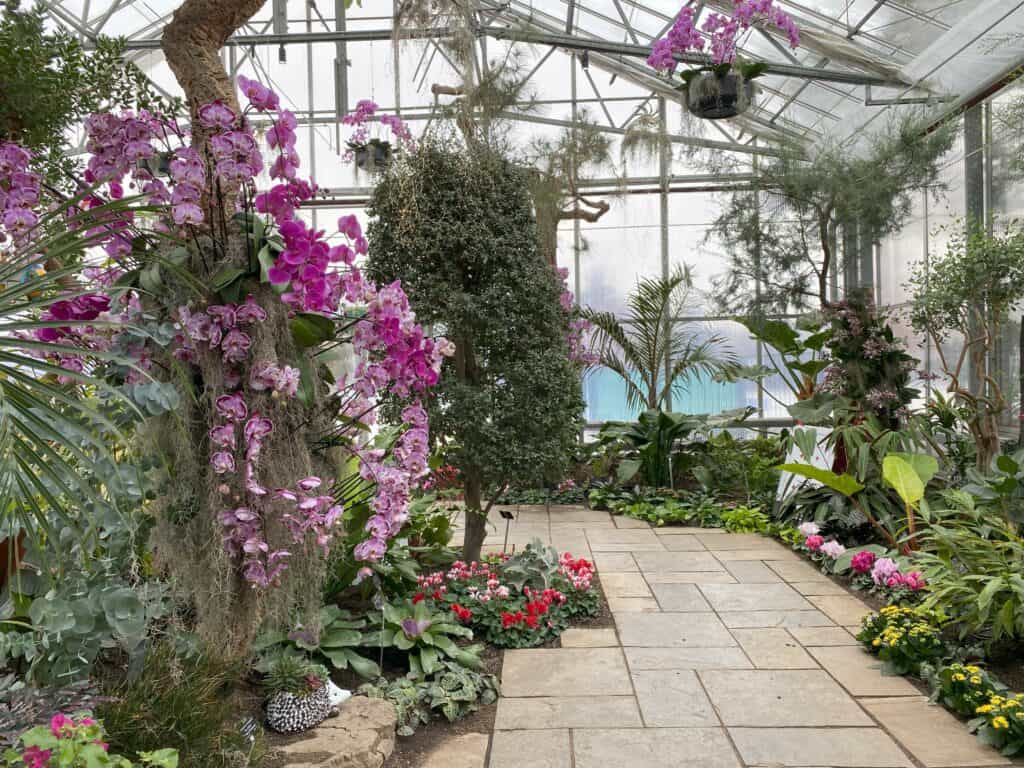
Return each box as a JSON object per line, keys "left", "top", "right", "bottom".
{"left": 3, "top": 714, "right": 177, "bottom": 767}
{"left": 719, "top": 506, "right": 770, "bottom": 534}
{"left": 690, "top": 433, "right": 783, "bottom": 507}
{"left": 918, "top": 495, "right": 1024, "bottom": 647}
{"left": 358, "top": 661, "right": 499, "bottom": 737}
{"left": 857, "top": 605, "right": 946, "bottom": 675}
{"left": 98, "top": 645, "right": 258, "bottom": 768}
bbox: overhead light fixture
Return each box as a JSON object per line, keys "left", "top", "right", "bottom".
{"left": 609, "top": 74, "right": 617, "bottom": 85}
{"left": 279, "top": 43, "right": 287, "bottom": 63}
{"left": 581, "top": 50, "right": 590, "bottom": 70}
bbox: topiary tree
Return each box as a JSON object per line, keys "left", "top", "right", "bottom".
{"left": 366, "top": 138, "right": 585, "bottom": 561}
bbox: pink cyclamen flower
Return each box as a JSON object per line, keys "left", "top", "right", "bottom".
{"left": 22, "top": 746, "right": 52, "bottom": 768}
{"left": 851, "top": 550, "right": 877, "bottom": 574}
{"left": 900, "top": 571, "right": 927, "bottom": 591}
{"left": 797, "top": 521, "right": 820, "bottom": 537}
{"left": 804, "top": 535, "right": 824, "bottom": 552}
{"left": 819, "top": 540, "right": 846, "bottom": 558}
{"left": 871, "top": 557, "right": 900, "bottom": 586}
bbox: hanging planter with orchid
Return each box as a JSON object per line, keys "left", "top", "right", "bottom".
{"left": 648, "top": 1, "right": 801, "bottom": 120}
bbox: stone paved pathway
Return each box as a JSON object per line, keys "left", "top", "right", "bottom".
{"left": 429, "top": 504, "right": 1017, "bottom": 768}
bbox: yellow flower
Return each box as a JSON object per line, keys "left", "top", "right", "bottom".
{"left": 952, "top": 673, "right": 966, "bottom": 682}
{"left": 993, "top": 716, "right": 1010, "bottom": 730}
{"left": 976, "top": 705, "right": 994, "bottom": 714}
{"left": 969, "top": 676, "right": 982, "bottom": 685}
{"left": 872, "top": 638, "right": 881, "bottom": 647}
{"left": 1004, "top": 700, "right": 1020, "bottom": 709}
{"left": 966, "top": 665, "right": 980, "bottom": 673}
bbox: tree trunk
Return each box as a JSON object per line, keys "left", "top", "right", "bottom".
{"left": 1019, "top": 315, "right": 1023, "bottom": 448}
{"left": 536, "top": 208, "right": 559, "bottom": 268}
{"left": 817, "top": 211, "right": 832, "bottom": 308}
{"left": 462, "top": 466, "right": 487, "bottom": 562}
{"left": 155, "top": 0, "right": 325, "bottom": 658}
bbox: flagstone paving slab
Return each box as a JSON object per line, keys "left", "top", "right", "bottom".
{"left": 643, "top": 571, "right": 737, "bottom": 584}
{"left": 616, "top": 612, "right": 736, "bottom": 647}
{"left": 572, "top": 728, "right": 741, "bottom": 768}
{"left": 585, "top": 529, "right": 662, "bottom": 546}
{"left": 722, "top": 559, "right": 783, "bottom": 583}
{"left": 728, "top": 727, "right": 913, "bottom": 767}
{"left": 718, "top": 609, "right": 835, "bottom": 628}
{"left": 807, "top": 593, "right": 874, "bottom": 626}
{"left": 699, "top": 533, "right": 789, "bottom": 551}
{"left": 787, "top": 626, "right": 859, "bottom": 646}
{"left": 633, "top": 551, "right": 724, "bottom": 572}
{"left": 489, "top": 729, "right": 572, "bottom": 768}
{"left": 613, "top": 515, "right": 651, "bottom": 529}
{"left": 730, "top": 628, "right": 819, "bottom": 669}
{"left": 700, "top": 669, "right": 873, "bottom": 726}
{"left": 649, "top": 582, "right": 712, "bottom": 611}
{"left": 653, "top": 526, "right": 722, "bottom": 535}
{"left": 660, "top": 535, "right": 708, "bottom": 552}
{"left": 790, "top": 580, "right": 850, "bottom": 596}
{"left": 420, "top": 732, "right": 489, "bottom": 768}
{"left": 713, "top": 548, "right": 804, "bottom": 561}
{"left": 591, "top": 552, "right": 638, "bottom": 572}
{"left": 631, "top": 670, "right": 719, "bottom": 727}
{"left": 607, "top": 597, "right": 661, "bottom": 613}
{"left": 765, "top": 559, "right": 834, "bottom": 582}
{"left": 599, "top": 572, "right": 653, "bottom": 598}
{"left": 559, "top": 628, "right": 619, "bottom": 647}
{"left": 699, "top": 582, "right": 815, "bottom": 612}
{"left": 494, "top": 696, "right": 643, "bottom": 730}
{"left": 860, "top": 696, "right": 1015, "bottom": 767}
{"left": 807, "top": 645, "right": 920, "bottom": 697}
{"left": 501, "top": 648, "right": 633, "bottom": 697}
{"left": 623, "top": 646, "right": 753, "bottom": 671}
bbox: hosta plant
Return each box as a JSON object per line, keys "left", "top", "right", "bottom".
{"left": 719, "top": 505, "right": 769, "bottom": 534}
{"left": 255, "top": 606, "right": 380, "bottom": 680}
{"left": 858, "top": 605, "right": 946, "bottom": 676}
{"left": 369, "top": 600, "right": 483, "bottom": 675}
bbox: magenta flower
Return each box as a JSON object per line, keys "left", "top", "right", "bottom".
{"left": 871, "top": 557, "right": 900, "bottom": 586}
{"left": 851, "top": 550, "right": 877, "bottom": 574}
{"left": 210, "top": 451, "right": 236, "bottom": 475}
{"left": 804, "top": 535, "right": 824, "bottom": 552}
{"left": 216, "top": 393, "right": 248, "bottom": 421}
{"left": 209, "top": 424, "right": 236, "bottom": 449}
{"left": 198, "top": 101, "right": 237, "bottom": 129}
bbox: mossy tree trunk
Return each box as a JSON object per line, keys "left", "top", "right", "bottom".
{"left": 155, "top": 0, "right": 325, "bottom": 658}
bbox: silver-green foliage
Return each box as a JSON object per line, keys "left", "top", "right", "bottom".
{"left": 358, "top": 661, "right": 499, "bottom": 736}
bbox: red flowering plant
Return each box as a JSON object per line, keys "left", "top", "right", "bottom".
{"left": 408, "top": 542, "right": 598, "bottom": 648}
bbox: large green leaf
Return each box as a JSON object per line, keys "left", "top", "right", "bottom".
{"left": 786, "top": 392, "right": 836, "bottom": 424}
{"left": 882, "top": 455, "right": 925, "bottom": 508}
{"left": 291, "top": 313, "right": 336, "bottom": 348}
{"left": 740, "top": 317, "right": 799, "bottom": 354}
{"left": 776, "top": 463, "right": 864, "bottom": 497}
{"left": 888, "top": 452, "right": 939, "bottom": 488}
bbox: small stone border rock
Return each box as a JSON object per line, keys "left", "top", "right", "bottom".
{"left": 269, "top": 697, "right": 397, "bottom": 768}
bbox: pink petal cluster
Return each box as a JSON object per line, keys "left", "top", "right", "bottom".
{"left": 870, "top": 557, "right": 925, "bottom": 591}
{"left": 341, "top": 99, "right": 416, "bottom": 160}
{"left": 804, "top": 534, "right": 824, "bottom": 551}
{"left": 819, "top": 540, "right": 846, "bottom": 558}
{"left": 797, "top": 521, "right": 820, "bottom": 537}
{"left": 0, "top": 142, "right": 40, "bottom": 243}
{"left": 648, "top": 0, "right": 799, "bottom": 70}
{"left": 851, "top": 550, "right": 877, "bottom": 574}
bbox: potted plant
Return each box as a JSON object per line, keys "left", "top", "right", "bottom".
{"left": 648, "top": 2, "right": 800, "bottom": 120}
{"left": 349, "top": 137, "right": 391, "bottom": 172}
{"left": 342, "top": 99, "right": 414, "bottom": 173}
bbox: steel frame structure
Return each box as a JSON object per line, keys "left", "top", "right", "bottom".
{"left": 33, "top": 0, "right": 1024, "bottom": 424}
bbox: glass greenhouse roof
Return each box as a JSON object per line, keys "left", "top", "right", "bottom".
{"left": 37, "top": 0, "right": 1024, "bottom": 195}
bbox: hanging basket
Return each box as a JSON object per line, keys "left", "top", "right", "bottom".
{"left": 685, "top": 72, "right": 755, "bottom": 120}
{"left": 352, "top": 139, "right": 392, "bottom": 173}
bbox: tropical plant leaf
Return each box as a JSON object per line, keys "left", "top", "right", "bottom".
{"left": 776, "top": 463, "right": 864, "bottom": 497}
